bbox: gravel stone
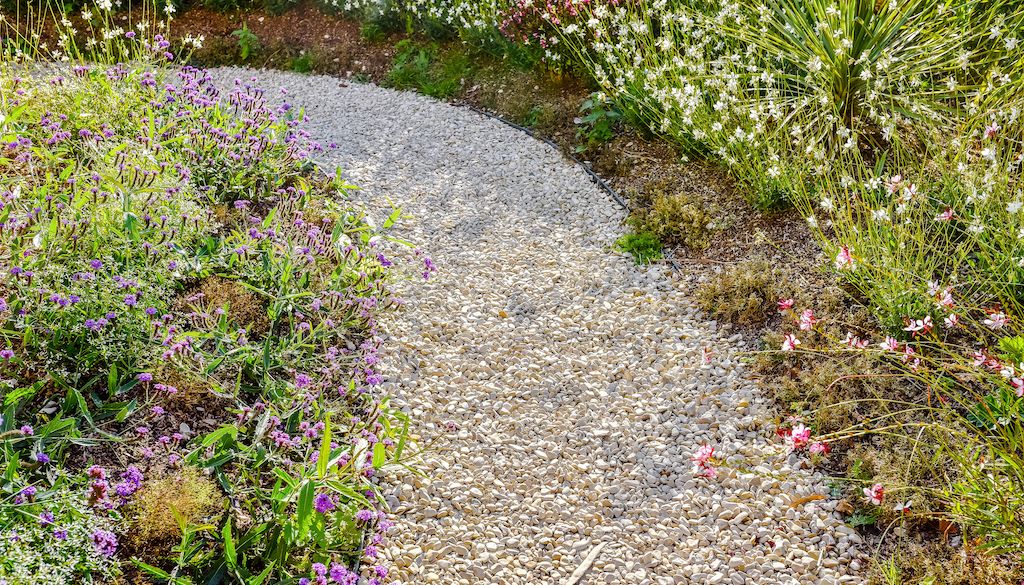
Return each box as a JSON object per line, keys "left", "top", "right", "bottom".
{"left": 208, "top": 67, "right": 867, "bottom": 585}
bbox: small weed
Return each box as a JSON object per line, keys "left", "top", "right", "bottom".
{"left": 231, "top": 23, "right": 259, "bottom": 62}
{"left": 574, "top": 92, "right": 621, "bottom": 153}
{"left": 291, "top": 51, "right": 314, "bottom": 73}
{"left": 615, "top": 231, "right": 663, "bottom": 265}
{"left": 360, "top": 22, "right": 386, "bottom": 42}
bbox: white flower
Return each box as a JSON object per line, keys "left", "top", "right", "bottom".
{"left": 1007, "top": 201, "right": 1023, "bottom": 214}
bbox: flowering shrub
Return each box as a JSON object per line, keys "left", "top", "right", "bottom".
{"left": 0, "top": 3, "right": 418, "bottom": 582}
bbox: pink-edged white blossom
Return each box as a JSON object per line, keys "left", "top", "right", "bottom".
{"left": 879, "top": 336, "right": 900, "bottom": 351}
{"left": 777, "top": 298, "right": 795, "bottom": 311}
{"left": 834, "top": 245, "right": 855, "bottom": 271}
{"left": 984, "top": 121, "right": 1000, "bottom": 139}
{"left": 781, "top": 334, "right": 800, "bottom": 352}
{"left": 798, "top": 308, "right": 819, "bottom": 331}
{"left": 903, "top": 315, "right": 933, "bottom": 336}
{"left": 864, "top": 483, "right": 885, "bottom": 505}
{"left": 843, "top": 332, "right": 869, "bottom": 349}
{"left": 786, "top": 423, "right": 812, "bottom": 452}
{"left": 984, "top": 312, "right": 1008, "bottom": 330}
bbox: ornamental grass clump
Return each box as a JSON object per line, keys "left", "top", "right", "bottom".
{"left": 0, "top": 2, "right": 421, "bottom": 582}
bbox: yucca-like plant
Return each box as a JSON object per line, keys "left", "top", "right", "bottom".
{"left": 732, "top": 0, "right": 1024, "bottom": 153}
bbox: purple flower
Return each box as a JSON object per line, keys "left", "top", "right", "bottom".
{"left": 329, "top": 563, "right": 357, "bottom": 584}
{"left": 354, "top": 509, "right": 375, "bottom": 523}
{"left": 39, "top": 511, "right": 54, "bottom": 525}
{"left": 19, "top": 425, "right": 32, "bottom": 436}
{"left": 137, "top": 372, "right": 153, "bottom": 382}
{"left": 313, "top": 492, "right": 335, "bottom": 514}
{"left": 0, "top": 349, "right": 13, "bottom": 360}
{"left": 295, "top": 373, "right": 312, "bottom": 389}
{"left": 53, "top": 528, "right": 68, "bottom": 540}
{"left": 91, "top": 529, "right": 118, "bottom": 557}
{"left": 124, "top": 294, "right": 138, "bottom": 307}
{"left": 90, "top": 259, "right": 103, "bottom": 270}
{"left": 34, "top": 452, "right": 50, "bottom": 464}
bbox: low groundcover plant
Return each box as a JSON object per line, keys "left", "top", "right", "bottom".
{"left": 0, "top": 3, "right": 423, "bottom": 583}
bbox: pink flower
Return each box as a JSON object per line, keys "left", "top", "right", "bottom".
{"left": 694, "top": 464, "right": 718, "bottom": 479}
{"left": 787, "top": 423, "right": 812, "bottom": 451}
{"left": 809, "top": 441, "right": 831, "bottom": 455}
{"left": 902, "top": 183, "right": 918, "bottom": 200}
{"left": 1011, "top": 377, "right": 1024, "bottom": 398}
{"left": 692, "top": 444, "right": 715, "bottom": 466}
{"left": 885, "top": 174, "right": 902, "bottom": 194}
{"left": 843, "top": 332, "right": 869, "bottom": 349}
{"left": 903, "top": 316, "right": 932, "bottom": 336}
{"left": 692, "top": 444, "right": 717, "bottom": 479}
{"left": 879, "top": 336, "right": 900, "bottom": 351}
{"left": 893, "top": 500, "right": 912, "bottom": 514}
{"left": 935, "top": 288, "right": 954, "bottom": 309}
{"left": 943, "top": 313, "right": 959, "bottom": 329}
{"left": 701, "top": 347, "right": 713, "bottom": 365}
{"left": 934, "top": 208, "right": 955, "bottom": 222}
{"left": 834, "top": 246, "right": 855, "bottom": 271}
{"left": 864, "top": 483, "right": 885, "bottom": 505}
{"left": 781, "top": 334, "right": 800, "bottom": 352}
{"left": 984, "top": 312, "right": 1008, "bottom": 330}
{"left": 777, "top": 298, "right": 795, "bottom": 311}
{"left": 798, "top": 309, "right": 818, "bottom": 331}
{"left": 985, "top": 122, "right": 1000, "bottom": 139}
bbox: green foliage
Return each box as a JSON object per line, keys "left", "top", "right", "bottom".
{"left": 0, "top": 4, "right": 415, "bottom": 581}
{"left": 614, "top": 231, "right": 663, "bottom": 265}
{"left": 232, "top": 22, "right": 260, "bottom": 61}
{"left": 386, "top": 40, "right": 472, "bottom": 98}
{"left": 359, "top": 22, "right": 386, "bottom": 42}
{"left": 291, "top": 51, "right": 315, "bottom": 73}
{"left": 573, "top": 93, "right": 621, "bottom": 153}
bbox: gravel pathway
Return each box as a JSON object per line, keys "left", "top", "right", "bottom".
{"left": 210, "top": 68, "right": 865, "bottom": 585}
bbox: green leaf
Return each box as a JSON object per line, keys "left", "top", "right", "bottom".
{"left": 64, "top": 389, "right": 94, "bottom": 427}
{"left": 372, "top": 441, "right": 386, "bottom": 469}
{"left": 107, "top": 364, "right": 119, "bottom": 395}
{"left": 296, "top": 480, "right": 314, "bottom": 540}
{"left": 222, "top": 518, "right": 237, "bottom": 569}
{"left": 317, "top": 414, "right": 332, "bottom": 478}
{"left": 247, "top": 564, "right": 275, "bottom": 585}
{"left": 114, "top": 399, "right": 138, "bottom": 423}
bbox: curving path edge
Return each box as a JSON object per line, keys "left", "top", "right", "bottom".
{"left": 209, "top": 68, "right": 866, "bottom": 585}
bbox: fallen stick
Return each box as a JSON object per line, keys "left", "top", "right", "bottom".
{"left": 563, "top": 542, "right": 608, "bottom": 585}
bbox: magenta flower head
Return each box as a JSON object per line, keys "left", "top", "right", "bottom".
{"left": 137, "top": 372, "right": 153, "bottom": 382}
{"left": 354, "top": 509, "right": 375, "bottom": 523}
{"left": 0, "top": 349, "right": 14, "bottom": 360}
{"left": 91, "top": 529, "right": 118, "bottom": 557}
{"left": 313, "top": 492, "right": 335, "bottom": 514}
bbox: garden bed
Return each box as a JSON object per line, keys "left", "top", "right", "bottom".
{"left": 0, "top": 12, "right": 415, "bottom": 583}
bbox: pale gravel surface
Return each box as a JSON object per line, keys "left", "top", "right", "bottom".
{"left": 209, "top": 68, "right": 867, "bottom": 585}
